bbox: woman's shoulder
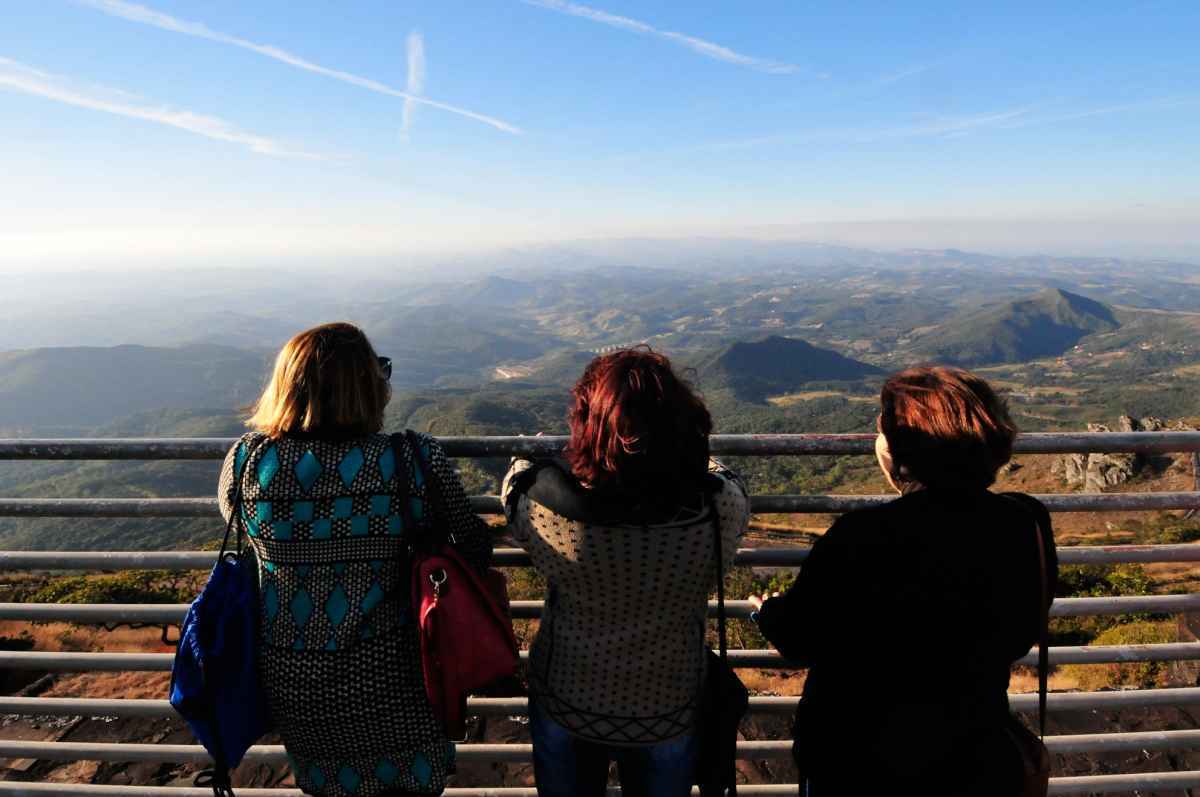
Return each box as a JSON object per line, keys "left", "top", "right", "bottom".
{"left": 706, "top": 459, "right": 747, "bottom": 495}
{"left": 836, "top": 488, "right": 1050, "bottom": 535}
{"left": 227, "top": 430, "right": 269, "bottom": 451}
{"left": 223, "top": 431, "right": 270, "bottom": 471}
{"left": 702, "top": 462, "right": 749, "bottom": 517}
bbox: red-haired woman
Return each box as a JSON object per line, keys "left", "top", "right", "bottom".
{"left": 750, "top": 367, "right": 1058, "bottom": 796}
{"left": 502, "top": 348, "right": 750, "bottom": 797}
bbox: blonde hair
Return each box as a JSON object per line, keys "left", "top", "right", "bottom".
{"left": 247, "top": 322, "right": 389, "bottom": 439}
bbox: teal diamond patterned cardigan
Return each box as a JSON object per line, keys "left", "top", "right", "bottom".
{"left": 218, "top": 431, "right": 492, "bottom": 796}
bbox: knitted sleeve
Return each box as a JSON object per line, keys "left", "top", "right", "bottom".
{"left": 217, "top": 433, "right": 260, "bottom": 544}
{"left": 500, "top": 457, "right": 536, "bottom": 543}
{"left": 709, "top": 458, "right": 750, "bottom": 574}
{"left": 217, "top": 436, "right": 247, "bottom": 525}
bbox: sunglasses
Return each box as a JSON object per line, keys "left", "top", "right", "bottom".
{"left": 378, "top": 356, "right": 393, "bottom": 381}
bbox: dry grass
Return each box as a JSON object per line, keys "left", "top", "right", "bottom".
{"left": 1008, "top": 668, "right": 1080, "bottom": 693}
{"left": 45, "top": 672, "right": 171, "bottom": 700}
{"left": 737, "top": 668, "right": 1080, "bottom": 698}
{"left": 1146, "top": 562, "right": 1200, "bottom": 593}
{"left": 739, "top": 669, "right": 806, "bottom": 696}
{"left": 0, "top": 621, "right": 172, "bottom": 654}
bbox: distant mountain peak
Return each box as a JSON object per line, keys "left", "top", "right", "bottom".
{"left": 698, "top": 336, "right": 882, "bottom": 402}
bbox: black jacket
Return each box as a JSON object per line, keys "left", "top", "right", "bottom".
{"left": 755, "top": 488, "right": 1057, "bottom": 792}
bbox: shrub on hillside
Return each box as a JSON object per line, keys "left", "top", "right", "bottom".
{"left": 28, "top": 571, "right": 190, "bottom": 605}
{"left": 1151, "top": 517, "right": 1200, "bottom": 545}
{"left": 1051, "top": 564, "right": 1158, "bottom": 645}
{"left": 1061, "top": 620, "right": 1177, "bottom": 690}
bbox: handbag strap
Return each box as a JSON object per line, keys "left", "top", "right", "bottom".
{"left": 218, "top": 445, "right": 251, "bottom": 560}
{"left": 407, "top": 430, "right": 451, "bottom": 546}
{"left": 389, "top": 433, "right": 419, "bottom": 551}
{"left": 1032, "top": 511, "right": 1049, "bottom": 740}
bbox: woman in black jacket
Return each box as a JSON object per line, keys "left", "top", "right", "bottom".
{"left": 750, "top": 366, "right": 1057, "bottom": 796}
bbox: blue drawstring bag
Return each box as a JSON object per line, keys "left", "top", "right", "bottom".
{"left": 170, "top": 454, "right": 270, "bottom": 796}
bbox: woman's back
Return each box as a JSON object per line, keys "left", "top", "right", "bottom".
{"left": 220, "top": 431, "right": 491, "bottom": 797}
{"left": 758, "top": 488, "right": 1056, "bottom": 786}
{"left": 503, "top": 459, "right": 748, "bottom": 745}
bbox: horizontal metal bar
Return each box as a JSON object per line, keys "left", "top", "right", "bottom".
{"left": 2, "top": 642, "right": 1197, "bottom": 674}
{"left": 0, "top": 651, "right": 174, "bottom": 671}
{"left": 0, "top": 498, "right": 218, "bottom": 518}
{"left": 0, "top": 785, "right": 821, "bottom": 797}
{"left": 1048, "top": 593, "right": 1200, "bottom": 617}
{"left": 3, "top": 432, "right": 1200, "bottom": 460}
{"left": 4, "top": 491, "right": 1199, "bottom": 519}
{"left": 1008, "top": 687, "right": 1200, "bottom": 713}
{"left": 0, "top": 778, "right": 1198, "bottom": 797}
{"left": 0, "top": 740, "right": 534, "bottom": 765}
{"left": 1, "top": 730, "right": 1198, "bottom": 767}
{"left": 752, "top": 492, "right": 1200, "bottom": 514}
{"left": 1, "top": 592, "right": 1194, "bottom": 625}
{"left": 726, "top": 643, "right": 1200, "bottom": 668}
{"left": 0, "top": 440, "right": 233, "bottom": 461}
{"left": 1044, "top": 729, "right": 1200, "bottom": 754}
{"left": 5, "top": 688, "right": 1200, "bottom": 722}
{"left": 1057, "top": 543, "right": 1200, "bottom": 565}
{"left": 1049, "top": 771, "right": 1200, "bottom": 795}
{"left": 4, "top": 543, "right": 1200, "bottom": 573}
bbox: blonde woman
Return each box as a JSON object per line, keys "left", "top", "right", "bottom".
{"left": 218, "top": 322, "right": 491, "bottom": 797}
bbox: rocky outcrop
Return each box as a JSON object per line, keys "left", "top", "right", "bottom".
{"left": 1052, "top": 416, "right": 1190, "bottom": 493}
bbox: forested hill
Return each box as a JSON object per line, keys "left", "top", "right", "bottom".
{"left": 695, "top": 336, "right": 883, "bottom": 402}
{"left": 909, "top": 288, "right": 1120, "bottom": 366}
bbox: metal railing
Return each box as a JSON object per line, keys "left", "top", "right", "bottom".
{"left": 0, "top": 432, "right": 1198, "bottom": 795}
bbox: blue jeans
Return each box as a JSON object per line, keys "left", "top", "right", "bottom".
{"left": 530, "top": 701, "right": 698, "bottom": 797}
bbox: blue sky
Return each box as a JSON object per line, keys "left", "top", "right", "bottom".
{"left": 2, "top": 0, "right": 1198, "bottom": 268}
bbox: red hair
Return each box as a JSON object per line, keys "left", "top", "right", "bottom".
{"left": 879, "top": 366, "right": 1016, "bottom": 490}
{"left": 565, "top": 347, "right": 712, "bottom": 494}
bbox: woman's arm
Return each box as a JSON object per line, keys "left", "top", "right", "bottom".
{"left": 752, "top": 517, "right": 849, "bottom": 667}
{"left": 423, "top": 435, "right": 494, "bottom": 571}
{"left": 709, "top": 458, "right": 749, "bottom": 573}
{"left": 1001, "top": 493, "right": 1059, "bottom": 659}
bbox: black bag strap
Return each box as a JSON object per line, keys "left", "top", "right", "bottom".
{"left": 217, "top": 445, "right": 251, "bottom": 560}
{"left": 1032, "top": 512, "right": 1050, "bottom": 740}
{"left": 406, "top": 430, "right": 452, "bottom": 548}
{"left": 390, "top": 433, "right": 419, "bottom": 553}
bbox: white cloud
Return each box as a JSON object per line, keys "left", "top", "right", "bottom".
{"left": 521, "top": 0, "right": 804, "bottom": 75}
{"left": 865, "top": 107, "right": 1038, "bottom": 141}
{"left": 400, "top": 31, "right": 426, "bottom": 142}
{"left": 78, "top": 0, "right": 522, "bottom": 135}
{"left": 870, "top": 63, "right": 933, "bottom": 88}
{"left": 0, "top": 56, "right": 330, "bottom": 159}
{"left": 1000, "top": 96, "right": 1200, "bottom": 128}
